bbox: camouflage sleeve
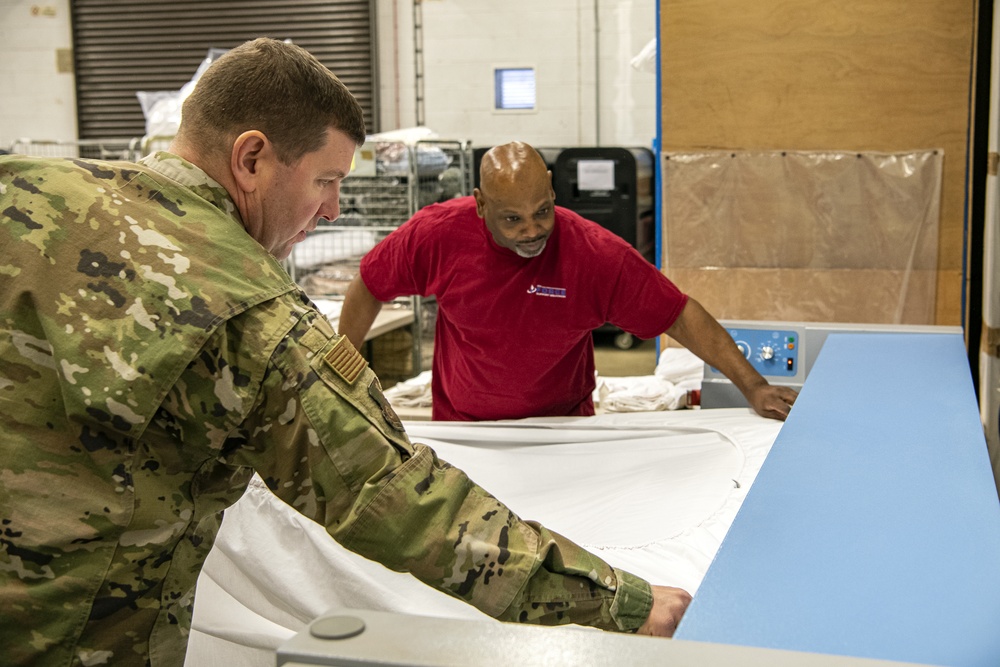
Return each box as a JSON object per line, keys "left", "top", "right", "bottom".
{"left": 218, "top": 301, "right": 653, "bottom": 632}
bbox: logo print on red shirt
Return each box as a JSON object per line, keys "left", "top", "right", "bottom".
{"left": 527, "top": 284, "right": 567, "bottom": 298}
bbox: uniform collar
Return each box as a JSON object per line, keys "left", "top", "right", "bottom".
{"left": 139, "top": 151, "right": 240, "bottom": 219}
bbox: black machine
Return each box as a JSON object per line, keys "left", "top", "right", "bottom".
{"left": 551, "top": 147, "right": 655, "bottom": 264}
{"left": 552, "top": 147, "right": 656, "bottom": 349}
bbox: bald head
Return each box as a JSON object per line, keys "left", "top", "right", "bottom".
{"left": 479, "top": 142, "right": 549, "bottom": 197}
{"left": 474, "top": 141, "right": 556, "bottom": 258}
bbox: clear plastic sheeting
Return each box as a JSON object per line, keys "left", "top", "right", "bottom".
{"left": 661, "top": 150, "right": 943, "bottom": 324}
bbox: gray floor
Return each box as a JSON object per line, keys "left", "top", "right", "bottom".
{"left": 592, "top": 331, "right": 658, "bottom": 377}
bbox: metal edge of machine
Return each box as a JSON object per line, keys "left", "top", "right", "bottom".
{"left": 276, "top": 608, "right": 934, "bottom": 667}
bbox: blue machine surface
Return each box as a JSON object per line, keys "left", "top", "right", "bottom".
{"left": 701, "top": 321, "right": 962, "bottom": 408}
{"left": 677, "top": 333, "right": 1000, "bottom": 665}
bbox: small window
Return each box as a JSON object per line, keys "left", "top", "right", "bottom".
{"left": 494, "top": 68, "right": 536, "bottom": 110}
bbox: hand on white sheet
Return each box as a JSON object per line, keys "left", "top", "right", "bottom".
{"left": 636, "top": 585, "right": 692, "bottom": 637}
{"left": 747, "top": 383, "right": 798, "bottom": 421}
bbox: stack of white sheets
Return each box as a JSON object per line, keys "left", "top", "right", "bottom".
{"left": 382, "top": 347, "right": 707, "bottom": 413}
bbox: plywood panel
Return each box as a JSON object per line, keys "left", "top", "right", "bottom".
{"left": 659, "top": 0, "right": 976, "bottom": 325}
{"left": 667, "top": 268, "right": 939, "bottom": 323}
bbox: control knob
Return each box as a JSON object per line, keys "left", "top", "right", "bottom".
{"left": 760, "top": 345, "right": 775, "bottom": 360}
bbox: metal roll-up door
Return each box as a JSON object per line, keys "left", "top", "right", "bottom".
{"left": 70, "top": 0, "right": 377, "bottom": 141}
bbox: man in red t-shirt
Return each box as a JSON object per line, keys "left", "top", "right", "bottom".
{"left": 339, "top": 142, "right": 797, "bottom": 421}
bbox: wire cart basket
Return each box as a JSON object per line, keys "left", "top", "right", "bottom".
{"left": 8, "top": 137, "right": 142, "bottom": 160}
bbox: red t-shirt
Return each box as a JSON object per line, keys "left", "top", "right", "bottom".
{"left": 359, "top": 197, "right": 688, "bottom": 421}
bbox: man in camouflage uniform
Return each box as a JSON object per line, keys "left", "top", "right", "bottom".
{"left": 0, "top": 38, "right": 690, "bottom": 666}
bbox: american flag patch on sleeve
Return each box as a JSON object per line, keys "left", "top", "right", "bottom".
{"left": 323, "top": 337, "right": 368, "bottom": 385}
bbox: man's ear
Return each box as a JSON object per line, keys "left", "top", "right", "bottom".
{"left": 473, "top": 188, "right": 486, "bottom": 218}
{"left": 230, "top": 130, "right": 270, "bottom": 193}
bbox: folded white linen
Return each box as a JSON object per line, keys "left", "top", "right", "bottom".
{"left": 596, "top": 374, "right": 684, "bottom": 412}
{"left": 383, "top": 348, "right": 706, "bottom": 414}
{"left": 655, "top": 347, "right": 705, "bottom": 389}
{"left": 592, "top": 348, "right": 703, "bottom": 413}
{"left": 383, "top": 369, "right": 433, "bottom": 407}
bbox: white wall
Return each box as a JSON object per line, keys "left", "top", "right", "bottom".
{"left": 0, "top": 0, "right": 656, "bottom": 151}
{"left": 0, "top": 0, "right": 76, "bottom": 149}
{"left": 376, "top": 0, "right": 657, "bottom": 149}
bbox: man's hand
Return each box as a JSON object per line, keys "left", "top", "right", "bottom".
{"left": 747, "top": 383, "right": 798, "bottom": 421}
{"left": 665, "top": 299, "right": 797, "bottom": 423}
{"left": 636, "top": 585, "right": 692, "bottom": 637}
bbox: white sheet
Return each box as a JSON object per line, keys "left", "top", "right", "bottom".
{"left": 382, "top": 348, "right": 707, "bottom": 413}
{"left": 184, "top": 409, "right": 780, "bottom": 667}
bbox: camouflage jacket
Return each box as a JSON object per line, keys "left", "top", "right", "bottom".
{"left": 0, "top": 152, "right": 653, "bottom": 666}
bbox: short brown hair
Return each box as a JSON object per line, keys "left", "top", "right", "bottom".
{"left": 179, "top": 38, "right": 366, "bottom": 164}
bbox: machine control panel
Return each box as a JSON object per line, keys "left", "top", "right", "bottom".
{"left": 705, "top": 325, "right": 801, "bottom": 380}
{"left": 702, "top": 321, "right": 808, "bottom": 409}
{"left": 727, "top": 326, "right": 799, "bottom": 377}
